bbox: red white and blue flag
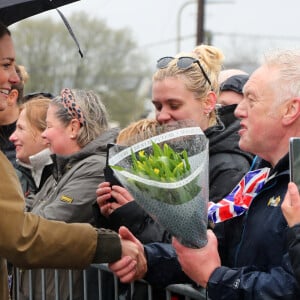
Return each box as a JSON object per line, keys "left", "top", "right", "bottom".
{"left": 208, "top": 167, "right": 270, "bottom": 223}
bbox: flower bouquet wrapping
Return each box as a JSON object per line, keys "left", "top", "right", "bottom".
{"left": 109, "top": 123, "right": 209, "bottom": 248}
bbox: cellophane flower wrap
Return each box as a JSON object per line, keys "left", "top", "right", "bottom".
{"left": 109, "top": 124, "right": 209, "bottom": 248}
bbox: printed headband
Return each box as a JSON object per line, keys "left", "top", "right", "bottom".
{"left": 61, "top": 88, "right": 86, "bottom": 126}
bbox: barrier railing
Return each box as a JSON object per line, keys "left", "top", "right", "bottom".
{"left": 13, "top": 264, "right": 207, "bottom": 300}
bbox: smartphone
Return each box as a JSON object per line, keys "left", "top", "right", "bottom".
{"left": 289, "top": 137, "right": 300, "bottom": 189}
{"left": 103, "top": 143, "right": 122, "bottom": 203}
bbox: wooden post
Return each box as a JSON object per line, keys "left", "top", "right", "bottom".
{"left": 196, "top": 0, "right": 205, "bottom": 45}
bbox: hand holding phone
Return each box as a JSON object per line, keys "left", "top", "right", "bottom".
{"left": 104, "top": 143, "right": 122, "bottom": 203}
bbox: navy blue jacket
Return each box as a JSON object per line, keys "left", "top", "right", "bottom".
{"left": 287, "top": 224, "right": 300, "bottom": 287}
{"left": 144, "top": 154, "right": 300, "bottom": 299}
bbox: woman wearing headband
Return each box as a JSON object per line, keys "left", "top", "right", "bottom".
{"left": 18, "top": 88, "right": 119, "bottom": 300}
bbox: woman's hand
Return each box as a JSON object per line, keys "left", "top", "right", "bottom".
{"left": 96, "top": 182, "right": 113, "bottom": 217}
{"left": 96, "top": 182, "right": 134, "bottom": 217}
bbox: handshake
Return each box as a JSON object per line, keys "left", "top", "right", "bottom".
{"left": 110, "top": 226, "right": 220, "bottom": 289}
{"left": 111, "top": 226, "right": 147, "bottom": 282}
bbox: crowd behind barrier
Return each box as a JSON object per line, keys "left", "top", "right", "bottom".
{"left": 13, "top": 264, "right": 208, "bottom": 300}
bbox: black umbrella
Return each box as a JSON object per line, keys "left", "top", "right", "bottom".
{"left": 0, "top": 0, "right": 83, "bottom": 57}
{"left": 0, "top": 0, "right": 79, "bottom": 26}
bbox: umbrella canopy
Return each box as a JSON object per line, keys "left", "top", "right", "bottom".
{"left": 0, "top": 0, "right": 79, "bottom": 26}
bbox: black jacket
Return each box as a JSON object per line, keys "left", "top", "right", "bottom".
{"left": 207, "top": 104, "right": 254, "bottom": 203}
{"left": 287, "top": 224, "right": 300, "bottom": 287}
{"left": 96, "top": 200, "right": 172, "bottom": 243}
{"left": 0, "top": 122, "right": 16, "bottom": 167}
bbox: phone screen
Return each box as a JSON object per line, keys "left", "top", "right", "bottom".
{"left": 289, "top": 137, "right": 300, "bottom": 189}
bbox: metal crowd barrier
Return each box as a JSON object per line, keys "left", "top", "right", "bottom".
{"left": 13, "top": 264, "right": 207, "bottom": 300}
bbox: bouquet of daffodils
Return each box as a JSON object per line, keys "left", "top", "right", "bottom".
{"left": 109, "top": 123, "right": 209, "bottom": 248}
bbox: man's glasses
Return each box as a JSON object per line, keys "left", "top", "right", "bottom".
{"left": 156, "top": 56, "right": 212, "bottom": 88}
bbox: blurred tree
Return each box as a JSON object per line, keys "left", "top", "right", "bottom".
{"left": 11, "top": 12, "right": 152, "bottom": 127}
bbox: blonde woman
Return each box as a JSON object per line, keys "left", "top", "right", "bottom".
{"left": 98, "top": 45, "right": 253, "bottom": 213}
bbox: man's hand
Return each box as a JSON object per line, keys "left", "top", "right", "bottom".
{"left": 281, "top": 182, "right": 300, "bottom": 227}
{"left": 109, "top": 226, "right": 147, "bottom": 283}
{"left": 172, "top": 229, "right": 220, "bottom": 288}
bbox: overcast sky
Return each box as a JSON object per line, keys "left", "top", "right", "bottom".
{"left": 17, "top": 0, "right": 300, "bottom": 70}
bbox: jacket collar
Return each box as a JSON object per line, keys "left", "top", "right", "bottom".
{"left": 268, "top": 153, "right": 289, "bottom": 178}
{"left": 17, "top": 148, "right": 53, "bottom": 187}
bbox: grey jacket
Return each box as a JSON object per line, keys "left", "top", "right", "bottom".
{"left": 19, "top": 128, "right": 119, "bottom": 300}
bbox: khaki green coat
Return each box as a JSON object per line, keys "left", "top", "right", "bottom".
{"left": 0, "top": 152, "right": 120, "bottom": 300}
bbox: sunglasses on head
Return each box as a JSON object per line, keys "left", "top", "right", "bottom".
{"left": 23, "top": 92, "right": 54, "bottom": 102}
{"left": 156, "top": 56, "right": 212, "bottom": 88}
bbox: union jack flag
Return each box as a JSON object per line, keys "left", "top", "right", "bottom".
{"left": 208, "top": 167, "right": 270, "bottom": 223}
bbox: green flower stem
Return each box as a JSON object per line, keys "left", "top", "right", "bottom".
{"left": 111, "top": 141, "right": 201, "bottom": 204}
